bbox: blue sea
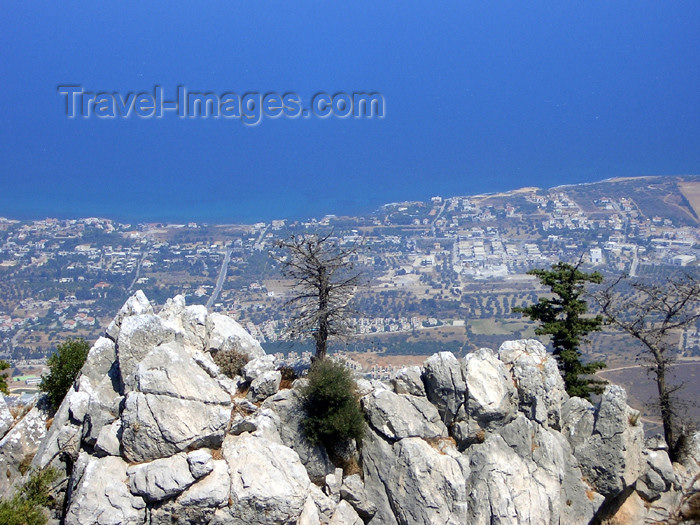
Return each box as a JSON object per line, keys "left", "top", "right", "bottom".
{"left": 1, "top": 1, "right": 698, "bottom": 223}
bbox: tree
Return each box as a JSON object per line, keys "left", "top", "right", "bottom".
{"left": 301, "top": 359, "right": 365, "bottom": 448}
{"left": 0, "top": 360, "right": 10, "bottom": 395}
{"left": 598, "top": 274, "right": 700, "bottom": 460}
{"left": 40, "top": 338, "right": 90, "bottom": 409}
{"left": 273, "top": 233, "right": 361, "bottom": 361}
{"left": 514, "top": 262, "right": 606, "bottom": 399}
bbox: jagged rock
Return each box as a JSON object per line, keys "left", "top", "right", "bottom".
{"left": 340, "top": 473, "right": 377, "bottom": 520}
{"left": 117, "top": 314, "right": 181, "bottom": 387}
{"left": 498, "top": 339, "right": 567, "bottom": 429}
{"left": 206, "top": 312, "right": 265, "bottom": 359}
{"left": 298, "top": 494, "right": 321, "bottom": 525}
{"left": 78, "top": 336, "right": 117, "bottom": 384}
{"left": 187, "top": 448, "right": 214, "bottom": 478}
{"left": 422, "top": 352, "right": 466, "bottom": 427}
{"left": 309, "top": 483, "right": 336, "bottom": 522}
{"left": 363, "top": 389, "right": 447, "bottom": 441}
{"left": 249, "top": 370, "right": 281, "bottom": 401}
{"left": 391, "top": 366, "right": 425, "bottom": 396}
{"left": 637, "top": 449, "right": 677, "bottom": 501}
{"left": 14, "top": 292, "right": 692, "bottom": 525}
{"left": 0, "top": 396, "right": 13, "bottom": 440}
{"left": 325, "top": 467, "right": 343, "bottom": 503}
{"left": 0, "top": 404, "right": 49, "bottom": 495}
{"left": 386, "top": 437, "right": 469, "bottom": 524}
{"left": 65, "top": 453, "right": 146, "bottom": 525}
{"left": 149, "top": 458, "right": 230, "bottom": 524}
{"left": 459, "top": 347, "right": 517, "bottom": 444}
{"left": 127, "top": 340, "right": 231, "bottom": 405}
{"left": 119, "top": 337, "right": 231, "bottom": 462}
{"left": 355, "top": 378, "right": 375, "bottom": 397}
{"left": 262, "top": 388, "right": 334, "bottom": 483}
{"left": 177, "top": 458, "right": 229, "bottom": 509}
{"left": 82, "top": 374, "right": 122, "bottom": 447}
{"left": 221, "top": 433, "right": 311, "bottom": 524}
{"left": 105, "top": 289, "right": 153, "bottom": 341}
{"left": 243, "top": 355, "right": 277, "bottom": 382}
{"left": 329, "top": 500, "right": 363, "bottom": 525}
{"left": 496, "top": 415, "right": 604, "bottom": 522}
{"left": 121, "top": 391, "right": 230, "bottom": 462}
{"left": 158, "top": 296, "right": 210, "bottom": 352}
{"left": 94, "top": 420, "right": 121, "bottom": 457}
{"left": 573, "top": 385, "right": 645, "bottom": 498}
{"left": 561, "top": 396, "right": 595, "bottom": 449}
{"left": 127, "top": 452, "right": 197, "bottom": 502}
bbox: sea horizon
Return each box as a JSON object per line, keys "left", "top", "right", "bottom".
{"left": 2, "top": 173, "right": 696, "bottom": 225}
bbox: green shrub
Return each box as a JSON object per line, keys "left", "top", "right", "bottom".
{"left": 212, "top": 348, "right": 250, "bottom": 379}
{"left": 301, "top": 360, "right": 365, "bottom": 448}
{"left": 40, "top": 338, "right": 90, "bottom": 409}
{"left": 0, "top": 360, "right": 10, "bottom": 395}
{"left": 0, "top": 467, "right": 58, "bottom": 525}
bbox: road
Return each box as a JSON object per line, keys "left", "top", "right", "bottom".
{"left": 430, "top": 201, "right": 447, "bottom": 236}
{"left": 630, "top": 246, "right": 639, "bottom": 277}
{"left": 127, "top": 247, "right": 149, "bottom": 293}
{"left": 207, "top": 248, "right": 233, "bottom": 308}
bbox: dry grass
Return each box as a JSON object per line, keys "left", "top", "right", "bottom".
{"left": 424, "top": 436, "right": 458, "bottom": 455}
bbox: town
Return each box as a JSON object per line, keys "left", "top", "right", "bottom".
{"left": 1, "top": 175, "right": 699, "bottom": 391}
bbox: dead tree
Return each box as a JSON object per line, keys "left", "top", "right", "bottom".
{"left": 597, "top": 274, "right": 700, "bottom": 460}
{"left": 273, "top": 233, "right": 362, "bottom": 361}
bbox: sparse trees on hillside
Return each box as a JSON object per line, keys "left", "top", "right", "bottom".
{"left": 598, "top": 274, "right": 700, "bottom": 460}
{"left": 514, "top": 262, "right": 606, "bottom": 399}
{"left": 273, "top": 233, "right": 362, "bottom": 361}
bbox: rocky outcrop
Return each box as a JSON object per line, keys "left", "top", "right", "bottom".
{"left": 2, "top": 293, "right": 697, "bottom": 524}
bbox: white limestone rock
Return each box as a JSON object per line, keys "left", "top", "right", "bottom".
{"left": 391, "top": 366, "right": 426, "bottom": 396}
{"left": 207, "top": 312, "right": 265, "bottom": 359}
{"left": 65, "top": 454, "right": 146, "bottom": 525}
{"left": 499, "top": 339, "right": 568, "bottom": 429}
{"left": 105, "top": 290, "right": 153, "bottom": 341}
{"left": 221, "top": 433, "right": 311, "bottom": 524}
{"left": 362, "top": 389, "right": 447, "bottom": 441}
{"left": 421, "top": 351, "right": 466, "bottom": 427}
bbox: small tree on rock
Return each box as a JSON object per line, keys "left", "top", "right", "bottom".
{"left": 514, "top": 262, "right": 606, "bottom": 399}
{"left": 0, "top": 360, "right": 10, "bottom": 395}
{"left": 40, "top": 338, "right": 90, "bottom": 409}
{"left": 273, "top": 233, "right": 362, "bottom": 361}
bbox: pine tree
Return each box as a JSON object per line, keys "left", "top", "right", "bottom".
{"left": 514, "top": 262, "right": 605, "bottom": 399}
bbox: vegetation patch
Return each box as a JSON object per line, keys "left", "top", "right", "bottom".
{"left": 212, "top": 348, "right": 250, "bottom": 379}
{"left": 301, "top": 359, "right": 365, "bottom": 450}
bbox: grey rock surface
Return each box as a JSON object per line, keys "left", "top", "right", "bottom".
{"left": 262, "top": 388, "right": 334, "bottom": 483}
{"left": 362, "top": 389, "right": 447, "bottom": 441}
{"left": 127, "top": 453, "right": 197, "bottom": 502}
{"left": 65, "top": 454, "right": 146, "bottom": 525}
{"left": 499, "top": 339, "right": 567, "bottom": 429}
{"left": 0, "top": 396, "right": 13, "bottom": 440}
{"left": 461, "top": 347, "right": 517, "bottom": 442}
{"left": 0, "top": 404, "right": 48, "bottom": 495}
{"left": 574, "top": 385, "right": 645, "bottom": 498}
{"left": 340, "top": 473, "right": 377, "bottom": 520}
{"left": 222, "top": 433, "right": 311, "bottom": 524}
{"left": 249, "top": 369, "right": 282, "bottom": 401}
{"left": 422, "top": 351, "right": 466, "bottom": 427}
{"left": 207, "top": 312, "right": 265, "bottom": 359}
{"left": 391, "top": 366, "right": 426, "bottom": 396}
